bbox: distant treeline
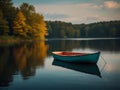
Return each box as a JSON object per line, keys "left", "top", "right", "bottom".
{"left": 46, "top": 21, "right": 120, "bottom": 38}
{"left": 0, "top": 0, "right": 47, "bottom": 40}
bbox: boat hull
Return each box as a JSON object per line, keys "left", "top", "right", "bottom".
{"left": 52, "top": 51, "right": 100, "bottom": 64}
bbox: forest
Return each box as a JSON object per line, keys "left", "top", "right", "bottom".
{"left": 0, "top": 0, "right": 47, "bottom": 40}
{"left": 0, "top": 0, "right": 120, "bottom": 40}
{"left": 46, "top": 20, "right": 120, "bottom": 38}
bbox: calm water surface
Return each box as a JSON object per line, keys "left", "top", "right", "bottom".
{"left": 0, "top": 38, "right": 120, "bottom": 90}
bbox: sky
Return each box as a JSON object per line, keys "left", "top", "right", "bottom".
{"left": 12, "top": 0, "right": 120, "bottom": 24}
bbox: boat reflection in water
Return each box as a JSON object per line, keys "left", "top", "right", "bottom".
{"left": 52, "top": 59, "right": 101, "bottom": 78}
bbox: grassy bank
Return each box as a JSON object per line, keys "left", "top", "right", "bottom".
{"left": 0, "top": 36, "right": 46, "bottom": 44}
{"left": 0, "top": 36, "right": 20, "bottom": 43}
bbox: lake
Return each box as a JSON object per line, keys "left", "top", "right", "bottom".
{"left": 0, "top": 38, "right": 120, "bottom": 90}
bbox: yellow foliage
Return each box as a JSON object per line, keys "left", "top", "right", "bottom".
{"left": 13, "top": 10, "right": 48, "bottom": 39}
{"left": 13, "top": 11, "right": 28, "bottom": 37}
{"left": 28, "top": 13, "right": 48, "bottom": 39}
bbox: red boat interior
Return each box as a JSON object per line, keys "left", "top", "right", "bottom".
{"left": 57, "top": 52, "right": 88, "bottom": 56}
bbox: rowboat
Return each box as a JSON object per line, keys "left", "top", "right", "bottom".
{"left": 52, "top": 60, "right": 101, "bottom": 77}
{"left": 52, "top": 51, "right": 100, "bottom": 64}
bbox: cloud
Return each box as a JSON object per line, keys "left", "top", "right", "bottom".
{"left": 104, "top": 1, "right": 120, "bottom": 9}
{"left": 44, "top": 13, "right": 69, "bottom": 20}
{"left": 35, "top": 2, "right": 120, "bottom": 24}
{"left": 35, "top": 3, "right": 102, "bottom": 17}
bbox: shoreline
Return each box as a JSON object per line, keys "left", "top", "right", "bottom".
{"left": 0, "top": 36, "right": 46, "bottom": 44}
{"left": 0, "top": 36, "right": 120, "bottom": 43}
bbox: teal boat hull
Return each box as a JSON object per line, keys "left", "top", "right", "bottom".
{"left": 52, "top": 51, "right": 100, "bottom": 64}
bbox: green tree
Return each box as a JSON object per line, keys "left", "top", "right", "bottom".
{"left": 84, "top": 26, "right": 90, "bottom": 37}
{"left": 0, "top": 0, "right": 16, "bottom": 35}
{"left": 75, "top": 30, "right": 80, "bottom": 38}
{"left": 0, "top": 9, "right": 9, "bottom": 35}
{"left": 110, "top": 28, "right": 116, "bottom": 37}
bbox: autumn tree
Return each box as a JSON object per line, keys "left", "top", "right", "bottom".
{"left": 20, "top": 2, "right": 35, "bottom": 24}
{"left": 20, "top": 3, "right": 47, "bottom": 40}
{"left": 29, "top": 13, "right": 47, "bottom": 39}
{"left": 13, "top": 11, "right": 29, "bottom": 38}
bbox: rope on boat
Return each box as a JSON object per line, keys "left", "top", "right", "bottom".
{"left": 99, "top": 55, "right": 107, "bottom": 72}
{"left": 101, "top": 55, "right": 107, "bottom": 64}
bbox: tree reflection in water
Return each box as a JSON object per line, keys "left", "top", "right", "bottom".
{"left": 48, "top": 39, "right": 120, "bottom": 53}
{"left": 0, "top": 38, "right": 120, "bottom": 87}
{"left": 0, "top": 41, "right": 48, "bottom": 86}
